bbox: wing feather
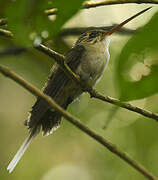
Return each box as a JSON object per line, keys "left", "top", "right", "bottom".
{"left": 26, "top": 45, "right": 85, "bottom": 132}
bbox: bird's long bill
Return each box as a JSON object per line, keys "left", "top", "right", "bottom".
{"left": 104, "top": 7, "right": 151, "bottom": 36}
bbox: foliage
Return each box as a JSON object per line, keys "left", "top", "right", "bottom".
{"left": 116, "top": 11, "right": 158, "bottom": 101}
{"left": 4, "top": 0, "right": 84, "bottom": 45}
{"left": 0, "top": 1, "right": 158, "bottom": 180}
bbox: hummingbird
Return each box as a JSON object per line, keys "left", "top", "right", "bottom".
{"left": 7, "top": 7, "right": 151, "bottom": 173}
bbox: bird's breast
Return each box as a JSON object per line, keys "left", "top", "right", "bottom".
{"left": 76, "top": 43, "right": 110, "bottom": 86}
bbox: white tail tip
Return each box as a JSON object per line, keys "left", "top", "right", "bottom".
{"left": 7, "top": 135, "right": 34, "bottom": 173}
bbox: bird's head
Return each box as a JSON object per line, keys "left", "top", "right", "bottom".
{"left": 76, "top": 7, "right": 151, "bottom": 47}
{"left": 76, "top": 30, "right": 108, "bottom": 45}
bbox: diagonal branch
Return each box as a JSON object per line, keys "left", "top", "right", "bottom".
{"left": 0, "top": 28, "right": 13, "bottom": 38}
{"left": 0, "top": 64, "right": 157, "bottom": 180}
{"left": 35, "top": 44, "right": 158, "bottom": 123}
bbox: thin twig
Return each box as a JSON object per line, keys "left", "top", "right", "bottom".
{"left": 83, "top": 0, "right": 158, "bottom": 9}
{"left": 44, "top": 8, "right": 58, "bottom": 16}
{"left": 35, "top": 44, "right": 81, "bottom": 83}
{"left": 45, "top": 0, "right": 157, "bottom": 16}
{"left": 0, "top": 64, "right": 157, "bottom": 180}
{"left": 0, "top": 28, "right": 13, "bottom": 38}
{"left": 35, "top": 44, "right": 158, "bottom": 123}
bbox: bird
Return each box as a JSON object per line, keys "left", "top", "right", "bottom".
{"left": 7, "top": 7, "right": 151, "bottom": 173}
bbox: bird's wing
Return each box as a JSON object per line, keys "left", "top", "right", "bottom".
{"left": 26, "top": 45, "right": 85, "bottom": 130}
{"left": 43, "top": 44, "right": 85, "bottom": 96}
{"left": 8, "top": 45, "right": 86, "bottom": 173}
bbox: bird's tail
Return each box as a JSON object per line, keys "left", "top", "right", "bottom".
{"left": 7, "top": 133, "right": 36, "bottom": 173}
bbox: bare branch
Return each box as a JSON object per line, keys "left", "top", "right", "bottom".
{"left": 44, "top": 8, "right": 58, "bottom": 16}
{"left": 0, "top": 64, "right": 157, "bottom": 180}
{"left": 35, "top": 44, "right": 158, "bottom": 123}
{"left": 45, "top": 0, "right": 156, "bottom": 16}
{"left": 35, "top": 44, "right": 81, "bottom": 83}
{"left": 0, "top": 28, "right": 13, "bottom": 38}
{"left": 83, "top": 0, "right": 157, "bottom": 9}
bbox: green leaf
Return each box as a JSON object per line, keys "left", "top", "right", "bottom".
{"left": 115, "top": 11, "right": 158, "bottom": 101}
{"left": 4, "top": 0, "right": 84, "bottom": 46}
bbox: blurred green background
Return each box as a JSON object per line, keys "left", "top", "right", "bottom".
{"left": 0, "top": 0, "right": 158, "bottom": 180}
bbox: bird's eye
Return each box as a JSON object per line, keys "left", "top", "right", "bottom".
{"left": 89, "top": 32, "right": 96, "bottom": 39}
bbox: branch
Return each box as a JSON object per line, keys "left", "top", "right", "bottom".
{"left": 83, "top": 0, "right": 158, "bottom": 9}
{"left": 0, "top": 65, "right": 157, "bottom": 180}
{"left": 44, "top": 8, "right": 58, "bottom": 16}
{"left": 45, "top": 0, "right": 157, "bottom": 16}
{"left": 0, "top": 28, "right": 13, "bottom": 38}
{"left": 35, "top": 44, "right": 158, "bottom": 123}
{"left": 35, "top": 44, "right": 81, "bottom": 84}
